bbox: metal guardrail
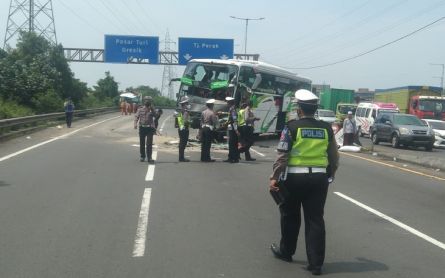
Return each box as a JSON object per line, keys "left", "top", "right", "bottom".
{"left": 0, "top": 107, "right": 117, "bottom": 129}
{"left": 0, "top": 107, "right": 120, "bottom": 140}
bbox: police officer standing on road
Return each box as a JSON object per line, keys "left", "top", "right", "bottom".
{"left": 200, "top": 99, "right": 218, "bottom": 162}
{"left": 242, "top": 100, "right": 260, "bottom": 161}
{"left": 269, "top": 89, "right": 339, "bottom": 276}
{"left": 134, "top": 96, "right": 156, "bottom": 164}
{"left": 224, "top": 97, "right": 240, "bottom": 163}
{"left": 177, "top": 96, "right": 191, "bottom": 162}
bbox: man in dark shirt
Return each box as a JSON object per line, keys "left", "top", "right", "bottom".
{"left": 134, "top": 96, "right": 156, "bottom": 163}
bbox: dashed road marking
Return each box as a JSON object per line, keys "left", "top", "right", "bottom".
{"left": 144, "top": 151, "right": 157, "bottom": 181}
{"left": 250, "top": 147, "right": 266, "bottom": 157}
{"left": 159, "top": 114, "right": 173, "bottom": 133}
{"left": 132, "top": 188, "right": 152, "bottom": 257}
{"left": 0, "top": 116, "right": 121, "bottom": 163}
{"left": 335, "top": 191, "right": 445, "bottom": 250}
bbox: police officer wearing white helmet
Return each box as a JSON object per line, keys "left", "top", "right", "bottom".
{"left": 177, "top": 96, "right": 191, "bottom": 162}
{"left": 269, "top": 89, "right": 339, "bottom": 275}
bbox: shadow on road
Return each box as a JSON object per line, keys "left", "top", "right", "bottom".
{"left": 323, "top": 257, "right": 388, "bottom": 274}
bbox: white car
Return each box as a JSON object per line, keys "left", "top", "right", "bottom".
{"left": 316, "top": 109, "right": 336, "bottom": 124}
{"left": 421, "top": 119, "right": 445, "bottom": 148}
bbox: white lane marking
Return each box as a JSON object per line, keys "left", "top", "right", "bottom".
{"left": 145, "top": 151, "right": 156, "bottom": 181}
{"left": 342, "top": 152, "right": 445, "bottom": 182}
{"left": 334, "top": 192, "right": 445, "bottom": 250}
{"left": 132, "top": 188, "right": 152, "bottom": 257}
{"left": 159, "top": 114, "right": 173, "bottom": 133}
{"left": 0, "top": 116, "right": 121, "bottom": 162}
{"left": 132, "top": 144, "right": 158, "bottom": 148}
{"left": 145, "top": 165, "right": 155, "bottom": 181}
{"left": 250, "top": 147, "right": 266, "bottom": 157}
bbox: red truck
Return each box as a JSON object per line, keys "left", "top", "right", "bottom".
{"left": 374, "top": 86, "right": 445, "bottom": 120}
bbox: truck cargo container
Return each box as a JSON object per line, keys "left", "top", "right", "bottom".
{"left": 374, "top": 86, "right": 445, "bottom": 120}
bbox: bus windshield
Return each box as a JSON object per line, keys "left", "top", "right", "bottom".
{"left": 180, "top": 62, "right": 239, "bottom": 100}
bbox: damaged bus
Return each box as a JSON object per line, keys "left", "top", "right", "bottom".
{"left": 173, "top": 59, "right": 312, "bottom": 137}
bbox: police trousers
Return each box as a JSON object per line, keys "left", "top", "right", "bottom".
{"left": 279, "top": 173, "right": 329, "bottom": 267}
{"left": 178, "top": 128, "right": 189, "bottom": 160}
{"left": 139, "top": 127, "right": 154, "bottom": 160}
{"left": 228, "top": 130, "right": 239, "bottom": 161}
{"left": 201, "top": 127, "right": 213, "bottom": 161}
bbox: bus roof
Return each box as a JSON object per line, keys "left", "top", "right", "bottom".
{"left": 188, "top": 59, "right": 312, "bottom": 83}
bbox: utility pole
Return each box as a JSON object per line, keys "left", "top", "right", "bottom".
{"left": 4, "top": 0, "right": 57, "bottom": 48}
{"left": 430, "top": 63, "right": 445, "bottom": 96}
{"left": 160, "top": 30, "right": 177, "bottom": 99}
{"left": 230, "top": 16, "right": 264, "bottom": 55}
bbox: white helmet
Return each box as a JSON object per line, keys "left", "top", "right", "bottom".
{"left": 180, "top": 96, "right": 189, "bottom": 104}
{"left": 292, "top": 89, "right": 318, "bottom": 104}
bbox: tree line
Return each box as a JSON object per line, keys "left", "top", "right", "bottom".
{"left": 0, "top": 32, "right": 175, "bottom": 119}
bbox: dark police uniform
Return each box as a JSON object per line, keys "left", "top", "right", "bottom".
{"left": 226, "top": 104, "right": 239, "bottom": 163}
{"left": 271, "top": 116, "right": 339, "bottom": 272}
{"left": 200, "top": 104, "right": 218, "bottom": 162}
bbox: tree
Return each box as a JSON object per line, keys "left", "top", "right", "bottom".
{"left": 93, "top": 71, "right": 119, "bottom": 100}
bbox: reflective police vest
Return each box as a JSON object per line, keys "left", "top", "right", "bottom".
{"left": 288, "top": 127, "right": 329, "bottom": 167}
{"left": 177, "top": 111, "right": 188, "bottom": 130}
{"left": 238, "top": 109, "right": 246, "bottom": 127}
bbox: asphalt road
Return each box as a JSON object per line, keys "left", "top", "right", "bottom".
{"left": 1, "top": 111, "right": 444, "bottom": 278}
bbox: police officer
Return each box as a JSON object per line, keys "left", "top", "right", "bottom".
{"left": 177, "top": 96, "right": 191, "bottom": 162}
{"left": 242, "top": 100, "right": 260, "bottom": 161}
{"left": 269, "top": 89, "right": 339, "bottom": 276}
{"left": 134, "top": 96, "right": 156, "bottom": 164}
{"left": 200, "top": 99, "right": 218, "bottom": 162}
{"left": 224, "top": 97, "right": 240, "bottom": 163}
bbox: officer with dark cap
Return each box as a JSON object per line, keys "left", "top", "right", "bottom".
{"left": 269, "top": 89, "right": 339, "bottom": 276}
{"left": 176, "top": 96, "right": 191, "bottom": 162}
{"left": 134, "top": 96, "right": 156, "bottom": 163}
{"left": 224, "top": 96, "right": 240, "bottom": 163}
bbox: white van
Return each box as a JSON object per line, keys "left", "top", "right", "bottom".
{"left": 355, "top": 102, "right": 399, "bottom": 136}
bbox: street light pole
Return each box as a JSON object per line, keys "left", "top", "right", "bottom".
{"left": 230, "top": 16, "right": 265, "bottom": 55}
{"left": 430, "top": 63, "right": 445, "bottom": 96}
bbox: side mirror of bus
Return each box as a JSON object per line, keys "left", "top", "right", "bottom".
{"left": 252, "top": 73, "right": 262, "bottom": 90}
{"left": 169, "top": 78, "right": 181, "bottom": 85}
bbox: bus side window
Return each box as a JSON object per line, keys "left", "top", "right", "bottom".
{"left": 412, "top": 100, "right": 418, "bottom": 109}
{"left": 371, "top": 109, "right": 376, "bottom": 119}
{"left": 239, "top": 66, "right": 256, "bottom": 88}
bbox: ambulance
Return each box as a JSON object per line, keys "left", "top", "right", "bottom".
{"left": 355, "top": 102, "right": 399, "bottom": 136}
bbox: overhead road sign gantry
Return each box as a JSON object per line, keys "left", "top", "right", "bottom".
{"left": 64, "top": 50, "right": 259, "bottom": 64}
{"left": 104, "top": 35, "right": 159, "bottom": 64}
{"left": 178, "top": 37, "right": 234, "bottom": 65}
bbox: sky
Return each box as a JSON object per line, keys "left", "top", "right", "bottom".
{"left": 1, "top": 0, "right": 445, "bottom": 95}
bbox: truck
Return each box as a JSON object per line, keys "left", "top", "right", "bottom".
{"left": 374, "top": 86, "right": 445, "bottom": 120}
{"left": 319, "top": 88, "right": 356, "bottom": 122}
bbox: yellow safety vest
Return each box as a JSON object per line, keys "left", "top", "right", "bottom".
{"left": 238, "top": 109, "right": 246, "bottom": 127}
{"left": 288, "top": 127, "right": 329, "bottom": 167}
{"left": 177, "top": 112, "right": 188, "bottom": 130}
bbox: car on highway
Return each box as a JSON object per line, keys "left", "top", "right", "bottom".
{"left": 315, "top": 109, "right": 336, "bottom": 123}
{"left": 421, "top": 119, "right": 445, "bottom": 148}
{"left": 371, "top": 113, "right": 435, "bottom": 150}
